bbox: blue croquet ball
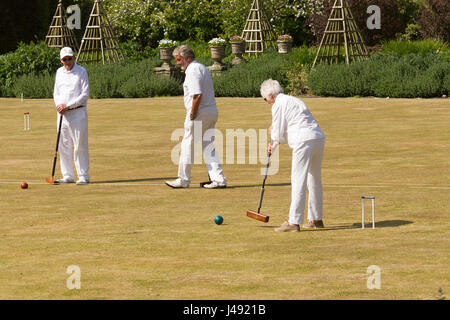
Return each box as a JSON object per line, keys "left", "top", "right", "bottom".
{"left": 214, "top": 216, "right": 223, "bottom": 225}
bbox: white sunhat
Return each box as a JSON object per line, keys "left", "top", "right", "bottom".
{"left": 60, "top": 47, "right": 74, "bottom": 59}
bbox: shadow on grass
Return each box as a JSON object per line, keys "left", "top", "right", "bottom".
{"left": 352, "top": 220, "right": 413, "bottom": 229}
{"left": 227, "top": 183, "right": 291, "bottom": 189}
{"left": 91, "top": 177, "right": 177, "bottom": 184}
{"left": 258, "top": 220, "right": 413, "bottom": 231}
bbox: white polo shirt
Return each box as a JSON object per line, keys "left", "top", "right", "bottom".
{"left": 271, "top": 93, "right": 325, "bottom": 148}
{"left": 183, "top": 60, "right": 217, "bottom": 114}
{"left": 53, "top": 63, "right": 89, "bottom": 111}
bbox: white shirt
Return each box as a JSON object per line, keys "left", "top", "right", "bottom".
{"left": 271, "top": 93, "right": 325, "bottom": 148}
{"left": 53, "top": 63, "right": 89, "bottom": 110}
{"left": 183, "top": 60, "right": 217, "bottom": 114}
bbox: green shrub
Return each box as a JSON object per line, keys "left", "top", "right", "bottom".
{"left": 371, "top": 54, "right": 449, "bottom": 98}
{"left": 120, "top": 40, "right": 157, "bottom": 62}
{"left": 308, "top": 53, "right": 449, "bottom": 98}
{"left": 285, "top": 62, "right": 310, "bottom": 96}
{"left": 85, "top": 63, "right": 124, "bottom": 99}
{"left": 380, "top": 39, "right": 449, "bottom": 57}
{"left": 307, "top": 64, "right": 353, "bottom": 97}
{"left": 0, "top": 85, "right": 10, "bottom": 97}
{"left": 213, "top": 50, "right": 288, "bottom": 97}
{"left": 444, "top": 70, "right": 450, "bottom": 95}
{"left": 12, "top": 71, "right": 54, "bottom": 99}
{"left": 119, "top": 73, "right": 182, "bottom": 97}
{"left": 283, "top": 46, "right": 317, "bottom": 95}
{"left": 6, "top": 56, "right": 182, "bottom": 99}
{"left": 85, "top": 57, "right": 170, "bottom": 98}
{"left": 0, "top": 41, "right": 59, "bottom": 89}
{"left": 213, "top": 47, "right": 316, "bottom": 97}
{"left": 287, "top": 45, "right": 317, "bottom": 66}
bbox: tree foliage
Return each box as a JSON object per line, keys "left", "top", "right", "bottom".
{"left": 1, "top": 0, "right": 445, "bottom": 55}
{"left": 102, "top": 0, "right": 324, "bottom": 48}
{"left": 417, "top": 0, "right": 450, "bottom": 42}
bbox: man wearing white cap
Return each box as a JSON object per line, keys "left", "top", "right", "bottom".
{"left": 53, "top": 47, "right": 90, "bottom": 185}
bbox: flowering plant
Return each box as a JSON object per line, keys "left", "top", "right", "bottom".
{"left": 229, "top": 36, "right": 245, "bottom": 43}
{"left": 158, "top": 39, "right": 177, "bottom": 48}
{"left": 277, "top": 35, "right": 293, "bottom": 42}
{"left": 208, "top": 37, "right": 226, "bottom": 47}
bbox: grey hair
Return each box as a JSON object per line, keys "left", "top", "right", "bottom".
{"left": 260, "top": 79, "right": 283, "bottom": 99}
{"left": 173, "top": 45, "right": 195, "bottom": 59}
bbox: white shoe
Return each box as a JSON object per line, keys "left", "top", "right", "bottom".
{"left": 202, "top": 181, "right": 227, "bottom": 189}
{"left": 55, "top": 177, "right": 74, "bottom": 184}
{"left": 165, "top": 178, "right": 189, "bottom": 188}
{"left": 76, "top": 177, "right": 89, "bottom": 185}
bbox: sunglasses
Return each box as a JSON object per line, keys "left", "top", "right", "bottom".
{"left": 62, "top": 57, "right": 73, "bottom": 62}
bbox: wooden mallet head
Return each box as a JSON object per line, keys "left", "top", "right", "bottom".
{"left": 247, "top": 210, "right": 269, "bottom": 223}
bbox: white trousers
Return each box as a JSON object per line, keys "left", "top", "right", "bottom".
{"left": 178, "top": 111, "right": 226, "bottom": 183}
{"left": 58, "top": 109, "right": 89, "bottom": 181}
{"left": 288, "top": 138, "right": 325, "bottom": 225}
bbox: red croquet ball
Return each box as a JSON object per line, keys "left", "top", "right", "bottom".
{"left": 20, "top": 182, "right": 28, "bottom": 189}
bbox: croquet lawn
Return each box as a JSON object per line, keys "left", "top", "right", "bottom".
{"left": 0, "top": 96, "right": 448, "bottom": 300}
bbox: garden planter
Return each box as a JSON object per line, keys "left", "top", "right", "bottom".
{"left": 277, "top": 41, "right": 292, "bottom": 54}
{"left": 231, "top": 42, "right": 246, "bottom": 65}
{"left": 159, "top": 47, "right": 175, "bottom": 69}
{"left": 210, "top": 46, "right": 226, "bottom": 70}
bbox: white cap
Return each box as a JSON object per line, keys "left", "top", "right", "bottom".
{"left": 60, "top": 47, "right": 74, "bottom": 59}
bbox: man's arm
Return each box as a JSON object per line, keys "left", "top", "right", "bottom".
{"left": 268, "top": 102, "right": 287, "bottom": 154}
{"left": 190, "top": 94, "right": 202, "bottom": 120}
{"left": 53, "top": 71, "right": 67, "bottom": 114}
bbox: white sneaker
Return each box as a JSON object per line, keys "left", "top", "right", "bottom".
{"left": 55, "top": 177, "right": 74, "bottom": 184}
{"left": 165, "top": 178, "right": 189, "bottom": 188}
{"left": 76, "top": 177, "right": 89, "bottom": 185}
{"left": 202, "top": 181, "right": 227, "bottom": 189}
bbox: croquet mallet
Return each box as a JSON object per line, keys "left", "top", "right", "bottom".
{"left": 246, "top": 153, "right": 271, "bottom": 222}
{"left": 46, "top": 115, "right": 63, "bottom": 184}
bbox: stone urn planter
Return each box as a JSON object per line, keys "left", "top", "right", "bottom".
{"left": 277, "top": 41, "right": 292, "bottom": 54}
{"left": 159, "top": 47, "right": 175, "bottom": 69}
{"left": 210, "top": 46, "right": 226, "bottom": 70}
{"left": 231, "top": 42, "right": 246, "bottom": 65}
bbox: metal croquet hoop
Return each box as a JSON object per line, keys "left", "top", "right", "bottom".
{"left": 361, "top": 196, "right": 375, "bottom": 229}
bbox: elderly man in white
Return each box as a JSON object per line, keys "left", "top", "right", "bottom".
{"left": 261, "top": 79, "right": 325, "bottom": 232}
{"left": 165, "top": 45, "right": 226, "bottom": 189}
{"left": 53, "top": 47, "right": 90, "bottom": 185}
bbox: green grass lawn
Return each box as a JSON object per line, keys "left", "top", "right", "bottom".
{"left": 0, "top": 96, "right": 448, "bottom": 300}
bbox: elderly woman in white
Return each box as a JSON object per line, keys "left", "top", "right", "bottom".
{"left": 261, "top": 79, "right": 325, "bottom": 232}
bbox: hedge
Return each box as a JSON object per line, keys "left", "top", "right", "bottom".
{"left": 308, "top": 53, "right": 450, "bottom": 98}
{"left": 12, "top": 57, "right": 183, "bottom": 99}
{"left": 213, "top": 46, "right": 315, "bottom": 97}
{"left": 2, "top": 41, "right": 449, "bottom": 99}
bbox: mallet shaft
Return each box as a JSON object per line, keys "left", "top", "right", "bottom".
{"left": 51, "top": 115, "right": 63, "bottom": 179}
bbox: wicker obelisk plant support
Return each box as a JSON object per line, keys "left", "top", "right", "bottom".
{"left": 76, "top": 0, "right": 124, "bottom": 64}
{"left": 45, "top": 0, "right": 79, "bottom": 51}
{"left": 312, "top": 0, "right": 369, "bottom": 67}
{"left": 241, "top": 0, "right": 277, "bottom": 56}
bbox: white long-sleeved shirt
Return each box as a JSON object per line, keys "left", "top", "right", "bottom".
{"left": 183, "top": 60, "right": 217, "bottom": 114}
{"left": 271, "top": 93, "right": 325, "bottom": 148}
{"left": 53, "top": 63, "right": 89, "bottom": 110}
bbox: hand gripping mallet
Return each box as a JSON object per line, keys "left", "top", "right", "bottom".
{"left": 46, "top": 115, "right": 63, "bottom": 184}
{"left": 246, "top": 153, "right": 271, "bottom": 223}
